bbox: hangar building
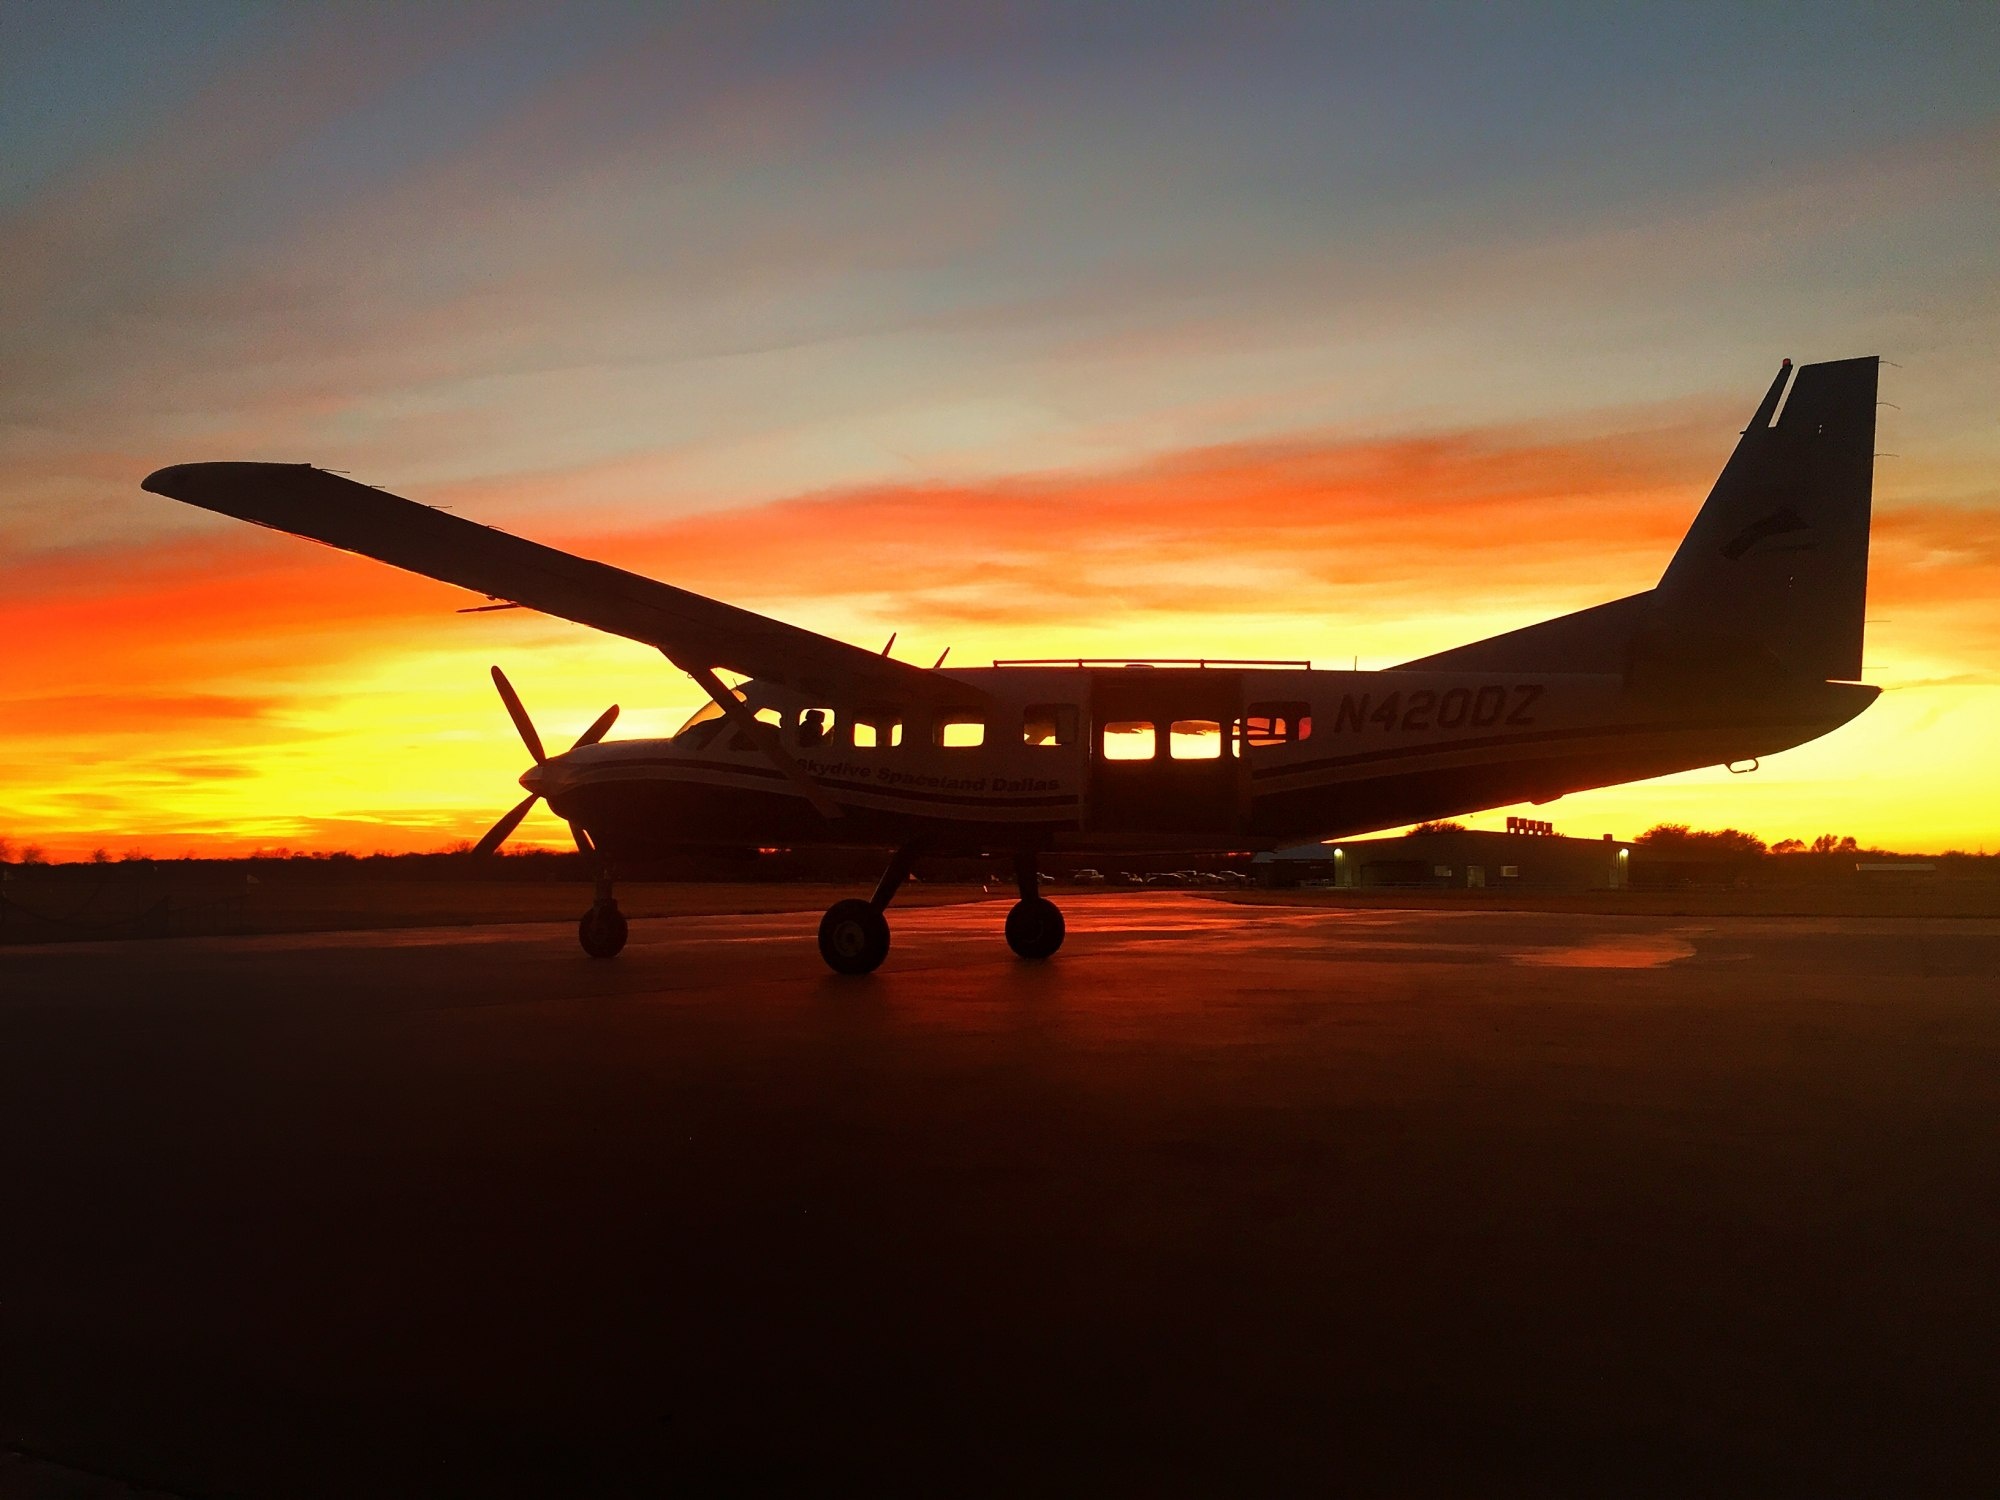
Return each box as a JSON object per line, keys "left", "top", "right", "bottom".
{"left": 1254, "top": 819, "right": 1633, "bottom": 890}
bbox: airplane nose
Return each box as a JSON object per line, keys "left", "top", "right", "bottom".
{"left": 519, "top": 763, "right": 546, "bottom": 794}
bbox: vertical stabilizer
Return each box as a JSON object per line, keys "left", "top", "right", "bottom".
{"left": 1654, "top": 356, "right": 1877, "bottom": 681}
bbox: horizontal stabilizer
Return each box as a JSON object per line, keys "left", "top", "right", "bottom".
{"left": 1397, "top": 593, "right": 1655, "bottom": 675}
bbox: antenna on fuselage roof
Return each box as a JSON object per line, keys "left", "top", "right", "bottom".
{"left": 880, "top": 632, "right": 897, "bottom": 657}
{"left": 933, "top": 647, "right": 950, "bottom": 668}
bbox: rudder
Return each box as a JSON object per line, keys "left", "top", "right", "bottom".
{"left": 1654, "top": 355, "right": 1877, "bottom": 682}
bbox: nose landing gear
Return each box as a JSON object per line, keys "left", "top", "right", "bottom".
{"left": 578, "top": 862, "right": 627, "bottom": 958}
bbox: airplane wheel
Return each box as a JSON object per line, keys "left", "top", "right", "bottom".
{"left": 579, "top": 902, "right": 628, "bottom": 959}
{"left": 1005, "top": 897, "right": 1065, "bottom": 961}
{"left": 819, "top": 899, "right": 890, "bottom": 975}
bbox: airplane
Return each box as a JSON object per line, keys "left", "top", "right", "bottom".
{"left": 143, "top": 355, "right": 1880, "bottom": 974}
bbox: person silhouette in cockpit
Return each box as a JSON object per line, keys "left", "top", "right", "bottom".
{"left": 799, "top": 708, "right": 828, "bottom": 747}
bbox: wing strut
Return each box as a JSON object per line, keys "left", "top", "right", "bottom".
{"left": 666, "top": 653, "right": 843, "bottom": 820}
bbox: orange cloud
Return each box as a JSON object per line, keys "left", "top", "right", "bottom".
{"left": 592, "top": 424, "right": 1703, "bottom": 625}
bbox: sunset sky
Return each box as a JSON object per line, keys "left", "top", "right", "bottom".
{"left": 4, "top": 3, "right": 1998, "bottom": 859}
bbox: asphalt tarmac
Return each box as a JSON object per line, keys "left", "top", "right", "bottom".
{"left": 3, "top": 896, "right": 1997, "bottom": 1497}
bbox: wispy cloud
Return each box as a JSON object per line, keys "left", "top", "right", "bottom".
{"left": 4, "top": 5, "right": 1998, "bottom": 855}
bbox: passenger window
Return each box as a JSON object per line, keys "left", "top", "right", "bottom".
{"left": 851, "top": 717, "right": 903, "bottom": 749}
{"left": 1170, "top": 719, "right": 1223, "bottom": 760}
{"left": 1101, "top": 721, "right": 1156, "bottom": 761}
{"left": 937, "top": 714, "right": 986, "bottom": 748}
{"left": 1241, "top": 701, "right": 1313, "bottom": 748}
{"left": 1024, "top": 703, "right": 1079, "bottom": 747}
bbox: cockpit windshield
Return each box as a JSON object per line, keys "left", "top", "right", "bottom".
{"left": 673, "top": 698, "right": 730, "bottom": 738}
{"left": 673, "top": 695, "right": 737, "bottom": 750}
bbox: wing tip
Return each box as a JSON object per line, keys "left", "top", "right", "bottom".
{"left": 142, "top": 460, "right": 317, "bottom": 500}
{"left": 141, "top": 462, "right": 201, "bottom": 497}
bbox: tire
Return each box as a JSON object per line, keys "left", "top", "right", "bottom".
{"left": 818, "top": 899, "right": 890, "bottom": 975}
{"left": 579, "top": 903, "right": 628, "bottom": 959}
{"left": 1004, "top": 897, "right": 1065, "bottom": 960}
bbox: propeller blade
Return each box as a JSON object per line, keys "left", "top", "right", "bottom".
{"left": 569, "top": 703, "right": 620, "bottom": 751}
{"left": 471, "top": 794, "right": 539, "bottom": 859}
{"left": 570, "top": 822, "right": 596, "bottom": 856}
{"left": 490, "top": 665, "right": 546, "bottom": 765}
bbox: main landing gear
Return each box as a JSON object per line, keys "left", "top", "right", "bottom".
{"left": 816, "top": 847, "right": 1065, "bottom": 975}
{"left": 817, "top": 844, "right": 916, "bottom": 975}
{"left": 1004, "top": 852, "right": 1065, "bottom": 961}
{"left": 579, "top": 862, "right": 627, "bottom": 959}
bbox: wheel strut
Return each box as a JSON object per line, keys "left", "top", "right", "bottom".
{"left": 871, "top": 843, "right": 922, "bottom": 912}
{"left": 819, "top": 842, "right": 920, "bottom": 975}
{"left": 578, "top": 860, "right": 627, "bottom": 958}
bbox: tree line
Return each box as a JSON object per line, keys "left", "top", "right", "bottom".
{"left": 1636, "top": 825, "right": 1871, "bottom": 859}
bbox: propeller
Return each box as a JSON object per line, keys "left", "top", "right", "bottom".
{"left": 471, "top": 665, "right": 619, "bottom": 858}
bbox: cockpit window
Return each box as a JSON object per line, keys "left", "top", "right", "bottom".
{"left": 726, "top": 706, "right": 784, "bottom": 752}
{"left": 678, "top": 718, "right": 730, "bottom": 750}
{"left": 672, "top": 697, "right": 732, "bottom": 738}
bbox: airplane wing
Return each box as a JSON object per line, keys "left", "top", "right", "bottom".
{"left": 142, "top": 462, "right": 981, "bottom": 706}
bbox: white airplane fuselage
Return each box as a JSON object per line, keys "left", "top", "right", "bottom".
{"left": 532, "top": 664, "right": 1875, "bottom": 859}
{"left": 140, "top": 355, "right": 1884, "bottom": 967}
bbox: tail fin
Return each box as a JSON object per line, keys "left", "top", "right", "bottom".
{"left": 1400, "top": 356, "right": 1877, "bottom": 684}
{"left": 1654, "top": 355, "right": 1876, "bottom": 682}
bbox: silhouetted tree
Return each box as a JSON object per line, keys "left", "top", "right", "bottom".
{"left": 1637, "top": 824, "right": 1767, "bottom": 858}
{"left": 1410, "top": 820, "right": 1468, "bottom": 835}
